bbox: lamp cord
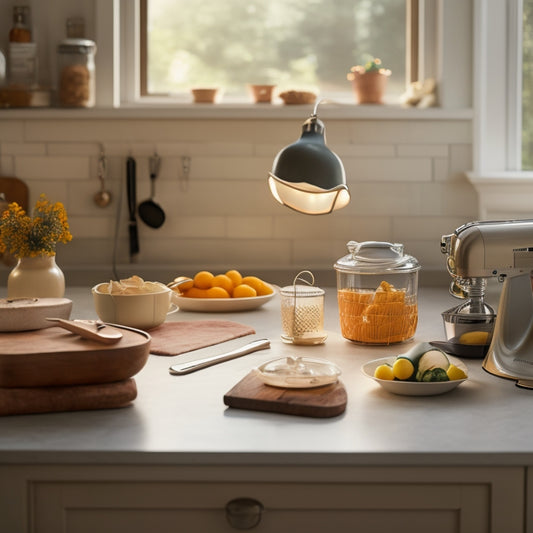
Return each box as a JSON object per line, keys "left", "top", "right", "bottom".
{"left": 312, "top": 97, "right": 352, "bottom": 117}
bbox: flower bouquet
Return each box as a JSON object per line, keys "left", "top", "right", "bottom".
{"left": 0, "top": 194, "right": 72, "bottom": 298}
{"left": 0, "top": 194, "right": 72, "bottom": 259}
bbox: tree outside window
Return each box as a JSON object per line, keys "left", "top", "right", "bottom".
{"left": 144, "top": 0, "right": 406, "bottom": 102}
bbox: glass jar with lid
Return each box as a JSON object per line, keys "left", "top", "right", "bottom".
{"left": 280, "top": 270, "right": 327, "bottom": 345}
{"left": 57, "top": 38, "right": 96, "bottom": 107}
{"left": 334, "top": 241, "right": 421, "bottom": 345}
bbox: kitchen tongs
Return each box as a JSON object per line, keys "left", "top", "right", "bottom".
{"left": 169, "top": 338, "right": 270, "bottom": 375}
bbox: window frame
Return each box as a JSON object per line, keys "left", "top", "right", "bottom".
{"left": 466, "top": 0, "right": 533, "bottom": 220}
{"left": 92, "top": 0, "right": 472, "bottom": 115}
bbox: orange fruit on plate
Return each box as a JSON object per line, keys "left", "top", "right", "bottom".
{"left": 241, "top": 275, "right": 272, "bottom": 296}
{"left": 206, "top": 286, "right": 230, "bottom": 298}
{"left": 211, "top": 274, "right": 234, "bottom": 295}
{"left": 233, "top": 284, "right": 257, "bottom": 298}
{"left": 193, "top": 270, "right": 214, "bottom": 289}
{"left": 183, "top": 287, "right": 209, "bottom": 298}
{"left": 225, "top": 269, "right": 243, "bottom": 287}
{"left": 172, "top": 276, "right": 193, "bottom": 292}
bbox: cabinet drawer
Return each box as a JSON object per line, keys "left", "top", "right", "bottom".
{"left": 34, "top": 481, "right": 480, "bottom": 533}
{"left": 0, "top": 464, "right": 524, "bottom": 533}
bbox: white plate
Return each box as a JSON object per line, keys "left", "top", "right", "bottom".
{"left": 361, "top": 355, "right": 468, "bottom": 396}
{"left": 173, "top": 284, "right": 276, "bottom": 312}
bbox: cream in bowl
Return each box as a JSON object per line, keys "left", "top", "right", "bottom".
{"left": 92, "top": 275, "right": 176, "bottom": 330}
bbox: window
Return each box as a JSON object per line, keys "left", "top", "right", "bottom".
{"left": 140, "top": 0, "right": 409, "bottom": 103}
{"left": 523, "top": 0, "right": 533, "bottom": 169}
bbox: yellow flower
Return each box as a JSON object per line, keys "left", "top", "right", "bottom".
{"left": 0, "top": 194, "right": 72, "bottom": 258}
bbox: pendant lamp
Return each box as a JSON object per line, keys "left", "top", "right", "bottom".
{"left": 268, "top": 101, "right": 350, "bottom": 215}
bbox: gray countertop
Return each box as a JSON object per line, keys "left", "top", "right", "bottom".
{"left": 1, "top": 286, "right": 532, "bottom": 467}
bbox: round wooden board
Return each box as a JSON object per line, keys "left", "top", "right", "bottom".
{"left": 0, "top": 325, "right": 151, "bottom": 388}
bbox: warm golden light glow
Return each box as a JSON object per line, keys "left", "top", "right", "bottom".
{"left": 268, "top": 173, "right": 350, "bottom": 215}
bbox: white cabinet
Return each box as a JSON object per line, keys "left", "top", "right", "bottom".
{"left": 0, "top": 464, "right": 524, "bottom": 533}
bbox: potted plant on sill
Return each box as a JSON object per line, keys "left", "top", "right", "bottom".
{"left": 347, "top": 58, "right": 391, "bottom": 104}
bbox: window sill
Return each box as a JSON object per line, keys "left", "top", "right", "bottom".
{"left": 467, "top": 171, "right": 533, "bottom": 219}
{"left": 0, "top": 104, "right": 473, "bottom": 121}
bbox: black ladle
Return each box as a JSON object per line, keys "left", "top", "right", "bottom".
{"left": 139, "top": 153, "right": 165, "bottom": 228}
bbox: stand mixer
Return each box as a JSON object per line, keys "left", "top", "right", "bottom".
{"left": 441, "top": 219, "right": 533, "bottom": 387}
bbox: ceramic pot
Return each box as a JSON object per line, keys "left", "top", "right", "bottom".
{"left": 191, "top": 88, "right": 220, "bottom": 103}
{"left": 7, "top": 254, "right": 65, "bottom": 299}
{"left": 349, "top": 70, "right": 390, "bottom": 104}
{"left": 249, "top": 84, "right": 276, "bottom": 103}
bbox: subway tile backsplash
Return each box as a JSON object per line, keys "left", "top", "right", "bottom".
{"left": 0, "top": 116, "right": 474, "bottom": 287}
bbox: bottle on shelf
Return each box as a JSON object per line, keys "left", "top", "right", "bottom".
{"left": 9, "top": 6, "right": 31, "bottom": 43}
{"left": 8, "top": 5, "right": 37, "bottom": 88}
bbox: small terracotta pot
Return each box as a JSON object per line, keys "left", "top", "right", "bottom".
{"left": 348, "top": 70, "right": 390, "bottom": 104}
{"left": 191, "top": 88, "right": 220, "bottom": 104}
{"left": 249, "top": 84, "right": 276, "bottom": 103}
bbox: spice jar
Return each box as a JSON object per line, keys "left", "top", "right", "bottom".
{"left": 57, "top": 38, "right": 96, "bottom": 108}
{"left": 280, "top": 271, "right": 327, "bottom": 345}
{"left": 334, "top": 241, "right": 420, "bottom": 345}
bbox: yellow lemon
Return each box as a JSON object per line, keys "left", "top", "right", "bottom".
{"left": 458, "top": 331, "right": 490, "bottom": 345}
{"left": 374, "top": 364, "right": 394, "bottom": 380}
{"left": 211, "top": 274, "right": 234, "bottom": 296}
{"left": 225, "top": 269, "right": 243, "bottom": 287}
{"left": 392, "top": 358, "right": 415, "bottom": 381}
{"left": 447, "top": 364, "right": 468, "bottom": 381}
{"left": 193, "top": 270, "right": 214, "bottom": 289}
{"left": 233, "top": 284, "right": 257, "bottom": 298}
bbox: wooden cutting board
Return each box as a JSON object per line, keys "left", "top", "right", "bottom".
{"left": 0, "top": 378, "right": 137, "bottom": 416}
{"left": 0, "top": 176, "right": 29, "bottom": 266}
{"left": 0, "top": 176, "right": 29, "bottom": 209}
{"left": 223, "top": 372, "right": 347, "bottom": 418}
{"left": 0, "top": 326, "right": 151, "bottom": 388}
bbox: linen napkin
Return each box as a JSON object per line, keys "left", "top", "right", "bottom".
{"left": 148, "top": 320, "right": 256, "bottom": 356}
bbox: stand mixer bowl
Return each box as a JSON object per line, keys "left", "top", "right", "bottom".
{"left": 442, "top": 304, "right": 496, "bottom": 346}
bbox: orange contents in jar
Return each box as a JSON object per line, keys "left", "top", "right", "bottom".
{"left": 338, "top": 281, "right": 417, "bottom": 344}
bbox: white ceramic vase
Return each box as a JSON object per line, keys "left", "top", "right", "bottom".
{"left": 7, "top": 255, "right": 65, "bottom": 299}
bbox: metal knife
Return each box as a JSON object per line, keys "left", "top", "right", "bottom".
{"left": 169, "top": 338, "right": 270, "bottom": 375}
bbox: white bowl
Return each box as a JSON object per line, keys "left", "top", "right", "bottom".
{"left": 92, "top": 282, "right": 176, "bottom": 330}
{"left": 361, "top": 356, "right": 468, "bottom": 396}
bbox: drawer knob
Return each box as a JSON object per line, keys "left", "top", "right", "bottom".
{"left": 225, "top": 497, "right": 263, "bottom": 529}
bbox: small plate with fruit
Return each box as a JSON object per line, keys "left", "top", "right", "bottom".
{"left": 361, "top": 342, "right": 468, "bottom": 396}
{"left": 169, "top": 270, "right": 276, "bottom": 312}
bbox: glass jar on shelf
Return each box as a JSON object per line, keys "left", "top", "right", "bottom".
{"left": 57, "top": 38, "right": 96, "bottom": 108}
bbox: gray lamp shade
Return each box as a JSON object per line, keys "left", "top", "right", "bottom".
{"left": 268, "top": 115, "right": 350, "bottom": 215}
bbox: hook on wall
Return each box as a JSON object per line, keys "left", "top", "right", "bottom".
{"left": 179, "top": 155, "right": 191, "bottom": 191}
{"left": 94, "top": 144, "right": 112, "bottom": 208}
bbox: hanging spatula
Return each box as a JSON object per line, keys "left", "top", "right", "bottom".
{"left": 126, "top": 156, "right": 139, "bottom": 260}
